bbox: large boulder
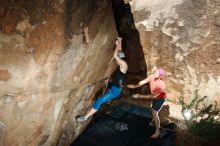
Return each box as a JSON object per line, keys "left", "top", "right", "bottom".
{"left": 0, "top": 0, "right": 117, "bottom": 145}
{"left": 125, "top": 0, "right": 220, "bottom": 103}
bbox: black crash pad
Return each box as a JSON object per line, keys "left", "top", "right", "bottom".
{"left": 71, "top": 101, "right": 176, "bottom": 146}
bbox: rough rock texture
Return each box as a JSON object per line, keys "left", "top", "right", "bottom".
{"left": 0, "top": 0, "right": 117, "bottom": 146}
{"left": 126, "top": 0, "right": 220, "bottom": 103}
{"left": 0, "top": 121, "right": 6, "bottom": 146}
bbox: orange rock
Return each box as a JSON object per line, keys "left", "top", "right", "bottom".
{"left": 0, "top": 70, "right": 11, "bottom": 81}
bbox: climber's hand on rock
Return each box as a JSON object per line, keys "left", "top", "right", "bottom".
{"left": 117, "top": 37, "right": 122, "bottom": 42}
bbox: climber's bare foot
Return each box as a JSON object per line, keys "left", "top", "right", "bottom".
{"left": 150, "top": 130, "right": 160, "bottom": 138}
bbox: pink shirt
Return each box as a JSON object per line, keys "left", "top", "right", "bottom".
{"left": 145, "top": 75, "right": 166, "bottom": 95}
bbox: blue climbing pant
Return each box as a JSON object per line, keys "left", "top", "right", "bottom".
{"left": 93, "top": 85, "right": 122, "bottom": 110}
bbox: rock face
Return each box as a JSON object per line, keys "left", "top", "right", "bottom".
{"left": 0, "top": 0, "right": 219, "bottom": 145}
{"left": 125, "top": 0, "right": 220, "bottom": 103}
{"left": 0, "top": 0, "right": 117, "bottom": 146}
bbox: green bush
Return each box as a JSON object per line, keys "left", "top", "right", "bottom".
{"left": 190, "top": 119, "right": 220, "bottom": 143}
{"left": 179, "top": 90, "right": 220, "bottom": 143}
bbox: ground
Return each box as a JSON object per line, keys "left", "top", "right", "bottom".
{"left": 88, "top": 95, "right": 220, "bottom": 146}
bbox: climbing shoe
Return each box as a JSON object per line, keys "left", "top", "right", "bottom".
{"left": 76, "top": 116, "right": 87, "bottom": 122}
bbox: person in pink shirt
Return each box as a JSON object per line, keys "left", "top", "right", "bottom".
{"left": 127, "top": 68, "right": 166, "bottom": 138}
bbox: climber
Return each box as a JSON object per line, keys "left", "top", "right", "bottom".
{"left": 127, "top": 68, "right": 166, "bottom": 138}
{"left": 76, "top": 37, "right": 128, "bottom": 122}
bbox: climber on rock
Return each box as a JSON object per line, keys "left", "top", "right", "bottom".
{"left": 77, "top": 37, "right": 128, "bottom": 122}
{"left": 127, "top": 68, "right": 166, "bottom": 138}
